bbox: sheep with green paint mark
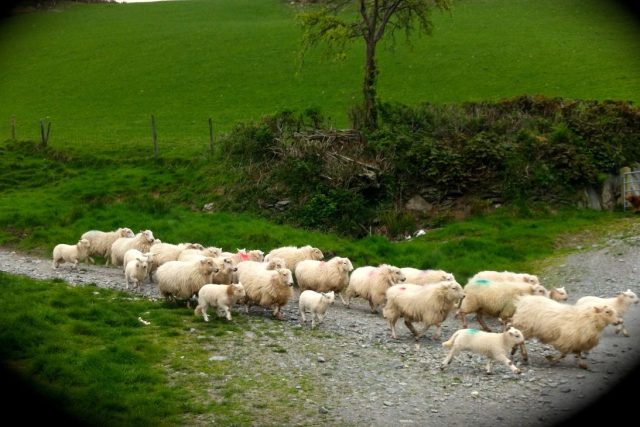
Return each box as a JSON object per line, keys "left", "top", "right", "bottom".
{"left": 399, "top": 267, "right": 455, "bottom": 285}
{"left": 441, "top": 326, "right": 524, "bottom": 375}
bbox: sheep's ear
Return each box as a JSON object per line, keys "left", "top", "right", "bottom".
{"left": 593, "top": 306, "right": 603, "bottom": 313}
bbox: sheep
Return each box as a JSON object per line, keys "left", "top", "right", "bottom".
{"left": 235, "top": 257, "right": 287, "bottom": 284}
{"left": 239, "top": 267, "right": 294, "bottom": 319}
{"left": 440, "top": 327, "right": 525, "bottom": 375}
{"left": 298, "top": 290, "right": 335, "bottom": 329}
{"left": 155, "top": 257, "right": 220, "bottom": 305}
{"left": 344, "top": 264, "right": 406, "bottom": 314}
{"left": 124, "top": 257, "right": 149, "bottom": 290}
{"left": 122, "top": 248, "right": 156, "bottom": 275}
{"left": 220, "top": 249, "right": 265, "bottom": 264}
{"left": 400, "top": 268, "right": 455, "bottom": 285}
{"left": 456, "top": 278, "right": 549, "bottom": 332}
{"left": 81, "top": 227, "right": 134, "bottom": 264}
{"left": 52, "top": 238, "right": 91, "bottom": 269}
{"left": 194, "top": 283, "right": 246, "bottom": 321}
{"left": 575, "top": 289, "right": 639, "bottom": 336}
{"left": 470, "top": 270, "right": 540, "bottom": 286}
{"left": 209, "top": 256, "right": 238, "bottom": 285}
{"left": 547, "top": 286, "right": 568, "bottom": 302}
{"left": 264, "top": 245, "right": 324, "bottom": 275}
{"left": 383, "top": 281, "right": 465, "bottom": 340}
{"left": 149, "top": 242, "right": 203, "bottom": 269}
{"left": 295, "top": 257, "right": 354, "bottom": 305}
{"left": 511, "top": 295, "right": 622, "bottom": 369}
{"left": 109, "top": 230, "right": 156, "bottom": 266}
{"left": 178, "top": 246, "right": 223, "bottom": 262}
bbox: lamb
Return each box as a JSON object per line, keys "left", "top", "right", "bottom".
{"left": 109, "top": 230, "right": 156, "bottom": 267}
{"left": 441, "top": 327, "right": 525, "bottom": 375}
{"left": 383, "top": 281, "right": 465, "bottom": 340}
{"left": 81, "top": 227, "right": 134, "bottom": 264}
{"left": 470, "top": 270, "right": 540, "bottom": 286}
{"left": 575, "top": 289, "right": 639, "bottom": 336}
{"left": 122, "top": 248, "right": 156, "bottom": 277}
{"left": 124, "top": 257, "right": 149, "bottom": 290}
{"left": 155, "top": 257, "right": 220, "bottom": 305}
{"left": 194, "top": 283, "right": 246, "bottom": 321}
{"left": 511, "top": 295, "right": 622, "bottom": 369}
{"left": 178, "top": 246, "right": 223, "bottom": 262}
{"left": 400, "top": 268, "right": 455, "bottom": 285}
{"left": 209, "top": 256, "right": 238, "bottom": 285}
{"left": 264, "top": 245, "right": 324, "bottom": 274}
{"left": 239, "top": 267, "right": 294, "bottom": 319}
{"left": 344, "top": 264, "right": 406, "bottom": 313}
{"left": 52, "top": 238, "right": 91, "bottom": 269}
{"left": 298, "top": 290, "right": 335, "bottom": 329}
{"left": 295, "top": 257, "right": 354, "bottom": 305}
{"left": 456, "top": 278, "right": 549, "bottom": 332}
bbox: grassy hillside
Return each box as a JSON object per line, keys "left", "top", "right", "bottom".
{"left": 0, "top": 0, "right": 638, "bottom": 157}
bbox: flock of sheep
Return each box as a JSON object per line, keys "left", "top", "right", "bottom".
{"left": 51, "top": 227, "right": 639, "bottom": 375}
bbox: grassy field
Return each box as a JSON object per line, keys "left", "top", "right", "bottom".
{"left": 0, "top": 0, "right": 638, "bottom": 157}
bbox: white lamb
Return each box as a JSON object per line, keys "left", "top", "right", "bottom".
{"left": 383, "top": 281, "right": 465, "bottom": 340}
{"left": 109, "top": 230, "right": 156, "bottom": 266}
{"left": 124, "top": 257, "right": 149, "bottom": 290}
{"left": 456, "top": 278, "right": 549, "bottom": 332}
{"left": 400, "top": 268, "right": 455, "bottom": 285}
{"left": 295, "top": 257, "right": 354, "bottom": 305}
{"left": 52, "top": 238, "right": 91, "bottom": 269}
{"left": 81, "top": 227, "right": 134, "bottom": 264}
{"left": 298, "top": 290, "right": 335, "bottom": 329}
{"left": 441, "top": 327, "right": 525, "bottom": 375}
{"left": 576, "top": 289, "right": 639, "bottom": 336}
{"left": 344, "top": 264, "right": 406, "bottom": 313}
{"left": 122, "top": 248, "right": 156, "bottom": 275}
{"left": 155, "top": 258, "right": 219, "bottom": 305}
{"left": 240, "top": 267, "right": 294, "bottom": 319}
{"left": 194, "top": 283, "right": 246, "bottom": 321}
{"left": 511, "top": 295, "right": 621, "bottom": 369}
{"left": 264, "top": 245, "right": 324, "bottom": 274}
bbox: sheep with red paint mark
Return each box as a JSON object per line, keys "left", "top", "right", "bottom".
{"left": 344, "top": 264, "right": 406, "bottom": 314}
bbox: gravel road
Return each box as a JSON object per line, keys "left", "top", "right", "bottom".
{"left": 2, "top": 228, "right": 640, "bottom": 427}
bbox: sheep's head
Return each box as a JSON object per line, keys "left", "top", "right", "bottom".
{"left": 249, "top": 250, "right": 265, "bottom": 262}
{"left": 140, "top": 230, "right": 155, "bottom": 243}
{"left": 276, "top": 268, "right": 294, "bottom": 287}
{"left": 222, "top": 257, "right": 237, "bottom": 272}
{"left": 203, "top": 247, "right": 222, "bottom": 258}
{"left": 522, "top": 274, "right": 540, "bottom": 286}
{"left": 311, "top": 247, "right": 324, "bottom": 261}
{"left": 199, "top": 258, "right": 220, "bottom": 275}
{"left": 594, "top": 305, "right": 621, "bottom": 325}
{"left": 136, "top": 258, "right": 149, "bottom": 272}
{"left": 445, "top": 281, "right": 465, "bottom": 301}
{"left": 621, "top": 289, "right": 639, "bottom": 305}
{"left": 530, "top": 284, "right": 548, "bottom": 297}
{"left": 550, "top": 287, "right": 568, "bottom": 301}
{"left": 120, "top": 228, "right": 135, "bottom": 238}
{"left": 266, "top": 257, "right": 286, "bottom": 270}
{"left": 78, "top": 239, "right": 91, "bottom": 249}
{"left": 231, "top": 283, "right": 246, "bottom": 299}
{"left": 321, "top": 291, "right": 335, "bottom": 305}
{"left": 505, "top": 327, "right": 524, "bottom": 345}
{"left": 334, "top": 257, "right": 354, "bottom": 273}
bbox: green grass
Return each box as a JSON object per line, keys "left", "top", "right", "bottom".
{"left": 0, "top": 0, "right": 638, "bottom": 157}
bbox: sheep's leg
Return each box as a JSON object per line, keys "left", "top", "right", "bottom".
{"left": 311, "top": 313, "right": 318, "bottom": 329}
{"left": 476, "top": 312, "right": 492, "bottom": 332}
{"left": 388, "top": 318, "right": 398, "bottom": 339}
{"left": 223, "top": 305, "right": 231, "bottom": 321}
{"left": 513, "top": 342, "right": 528, "bottom": 363}
{"left": 404, "top": 320, "right": 422, "bottom": 340}
{"left": 545, "top": 352, "right": 567, "bottom": 364}
{"left": 88, "top": 256, "right": 95, "bottom": 264}
{"left": 441, "top": 348, "right": 459, "bottom": 370}
{"left": 299, "top": 308, "right": 306, "bottom": 324}
{"left": 73, "top": 259, "right": 79, "bottom": 269}
{"left": 52, "top": 260, "right": 58, "bottom": 269}
{"left": 432, "top": 323, "right": 442, "bottom": 340}
{"left": 202, "top": 304, "right": 210, "bottom": 322}
{"left": 368, "top": 300, "right": 378, "bottom": 314}
{"left": 456, "top": 309, "right": 468, "bottom": 328}
{"left": 497, "top": 354, "right": 521, "bottom": 374}
{"left": 574, "top": 352, "right": 588, "bottom": 370}
{"left": 485, "top": 359, "right": 493, "bottom": 375}
{"left": 337, "top": 292, "right": 348, "bottom": 306}
{"left": 317, "top": 312, "right": 325, "bottom": 324}
{"left": 615, "top": 322, "right": 629, "bottom": 337}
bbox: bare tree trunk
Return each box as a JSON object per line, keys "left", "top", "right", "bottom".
{"left": 362, "top": 36, "right": 378, "bottom": 130}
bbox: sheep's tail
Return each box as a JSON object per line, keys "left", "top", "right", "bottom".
{"left": 442, "top": 330, "right": 461, "bottom": 349}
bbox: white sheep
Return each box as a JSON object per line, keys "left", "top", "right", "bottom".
{"left": 239, "top": 267, "right": 294, "bottom": 319}
{"left": 209, "top": 256, "right": 238, "bottom": 284}
{"left": 264, "top": 245, "right": 324, "bottom": 274}
{"left": 383, "top": 281, "right": 465, "bottom": 340}
{"left": 400, "top": 267, "right": 455, "bottom": 285}
{"left": 456, "top": 278, "right": 549, "bottom": 331}
{"left": 471, "top": 270, "right": 540, "bottom": 286}
{"left": 149, "top": 242, "right": 202, "bottom": 268}
{"left": 178, "top": 246, "right": 223, "bottom": 262}
{"left": 194, "top": 283, "right": 246, "bottom": 321}
{"left": 344, "top": 264, "right": 406, "bottom": 313}
{"left": 295, "top": 257, "right": 354, "bottom": 305}
{"left": 109, "top": 230, "right": 156, "bottom": 267}
{"left": 576, "top": 289, "right": 639, "bottom": 336}
{"left": 511, "top": 295, "right": 622, "bottom": 369}
{"left": 122, "top": 248, "right": 156, "bottom": 276}
{"left": 441, "top": 327, "right": 525, "bottom": 375}
{"left": 236, "top": 257, "right": 287, "bottom": 284}
{"left": 124, "top": 257, "right": 149, "bottom": 290}
{"left": 547, "top": 286, "right": 568, "bottom": 302}
{"left": 220, "top": 249, "right": 265, "bottom": 264}
{"left": 52, "top": 238, "right": 91, "bottom": 269}
{"left": 298, "top": 290, "right": 335, "bottom": 329}
{"left": 155, "top": 257, "right": 220, "bottom": 305}
{"left": 81, "top": 227, "right": 134, "bottom": 264}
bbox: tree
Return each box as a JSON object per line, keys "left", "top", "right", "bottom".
{"left": 297, "top": 0, "right": 450, "bottom": 130}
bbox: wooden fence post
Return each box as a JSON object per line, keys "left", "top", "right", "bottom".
{"left": 208, "top": 117, "right": 214, "bottom": 152}
{"left": 39, "top": 119, "right": 51, "bottom": 147}
{"left": 151, "top": 114, "right": 158, "bottom": 158}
